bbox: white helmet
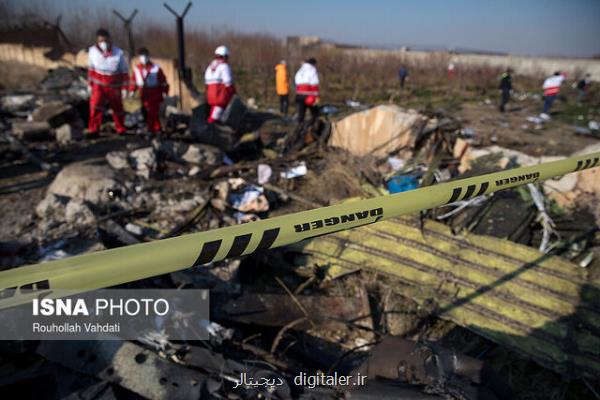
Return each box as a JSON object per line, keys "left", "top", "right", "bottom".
{"left": 215, "top": 45, "right": 229, "bottom": 57}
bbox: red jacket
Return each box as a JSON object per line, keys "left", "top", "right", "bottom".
{"left": 294, "top": 63, "right": 320, "bottom": 96}
{"left": 87, "top": 45, "right": 129, "bottom": 89}
{"left": 204, "top": 58, "right": 235, "bottom": 107}
{"left": 129, "top": 62, "right": 169, "bottom": 100}
{"left": 542, "top": 74, "right": 565, "bottom": 97}
{"left": 294, "top": 62, "right": 319, "bottom": 105}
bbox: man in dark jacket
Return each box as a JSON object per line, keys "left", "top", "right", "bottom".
{"left": 499, "top": 68, "right": 512, "bottom": 112}
{"left": 398, "top": 65, "right": 408, "bottom": 89}
{"left": 576, "top": 74, "right": 591, "bottom": 103}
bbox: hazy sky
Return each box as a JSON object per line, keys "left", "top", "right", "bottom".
{"left": 34, "top": 0, "right": 600, "bottom": 57}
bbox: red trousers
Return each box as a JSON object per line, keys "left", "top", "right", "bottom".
{"left": 89, "top": 85, "right": 126, "bottom": 134}
{"left": 142, "top": 95, "right": 162, "bottom": 133}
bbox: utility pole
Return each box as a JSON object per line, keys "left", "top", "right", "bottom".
{"left": 164, "top": 2, "right": 192, "bottom": 82}
{"left": 164, "top": 2, "right": 193, "bottom": 109}
{"left": 42, "top": 15, "right": 73, "bottom": 50}
{"left": 112, "top": 9, "right": 138, "bottom": 60}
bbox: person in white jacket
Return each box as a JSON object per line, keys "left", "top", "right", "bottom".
{"left": 541, "top": 71, "right": 566, "bottom": 118}
{"left": 87, "top": 28, "right": 129, "bottom": 137}
{"left": 204, "top": 46, "right": 236, "bottom": 123}
{"left": 294, "top": 58, "right": 320, "bottom": 123}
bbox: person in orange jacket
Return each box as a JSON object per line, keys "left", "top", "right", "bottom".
{"left": 129, "top": 48, "right": 169, "bottom": 135}
{"left": 275, "top": 60, "right": 289, "bottom": 117}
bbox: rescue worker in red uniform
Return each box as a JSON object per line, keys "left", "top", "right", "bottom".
{"left": 87, "top": 29, "right": 129, "bottom": 137}
{"left": 204, "top": 46, "right": 236, "bottom": 123}
{"left": 129, "top": 48, "right": 169, "bottom": 135}
{"left": 541, "top": 71, "right": 566, "bottom": 118}
{"left": 294, "top": 58, "right": 320, "bottom": 124}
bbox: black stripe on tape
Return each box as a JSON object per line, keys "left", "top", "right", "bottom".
{"left": 462, "top": 184, "right": 476, "bottom": 200}
{"left": 0, "top": 287, "right": 17, "bottom": 299}
{"left": 256, "top": 228, "right": 280, "bottom": 250}
{"left": 20, "top": 279, "right": 49, "bottom": 291}
{"left": 448, "top": 188, "right": 462, "bottom": 204}
{"left": 476, "top": 182, "right": 489, "bottom": 197}
{"left": 226, "top": 234, "right": 252, "bottom": 258}
{"left": 193, "top": 240, "right": 222, "bottom": 266}
{"left": 583, "top": 159, "right": 592, "bottom": 169}
{"left": 591, "top": 157, "right": 599, "bottom": 168}
{"left": 575, "top": 160, "right": 583, "bottom": 171}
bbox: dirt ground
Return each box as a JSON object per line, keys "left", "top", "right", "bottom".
{"left": 456, "top": 100, "right": 599, "bottom": 156}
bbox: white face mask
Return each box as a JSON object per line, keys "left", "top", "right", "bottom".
{"left": 139, "top": 55, "right": 148, "bottom": 65}
{"left": 98, "top": 41, "right": 109, "bottom": 52}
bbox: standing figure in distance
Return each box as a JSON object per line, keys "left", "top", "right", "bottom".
{"left": 275, "top": 60, "right": 289, "bottom": 118}
{"left": 129, "top": 48, "right": 169, "bottom": 136}
{"left": 576, "top": 74, "right": 591, "bottom": 103}
{"left": 204, "top": 46, "right": 236, "bottom": 123}
{"left": 398, "top": 64, "right": 409, "bottom": 89}
{"left": 541, "top": 71, "right": 566, "bottom": 119}
{"left": 87, "top": 28, "right": 129, "bottom": 138}
{"left": 447, "top": 62, "right": 456, "bottom": 79}
{"left": 294, "top": 58, "right": 320, "bottom": 124}
{"left": 499, "top": 68, "right": 513, "bottom": 113}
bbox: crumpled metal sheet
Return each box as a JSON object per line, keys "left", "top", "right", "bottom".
{"left": 353, "top": 337, "right": 514, "bottom": 400}
{"left": 37, "top": 340, "right": 204, "bottom": 400}
{"left": 182, "top": 345, "right": 291, "bottom": 399}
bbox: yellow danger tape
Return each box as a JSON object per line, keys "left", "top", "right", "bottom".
{"left": 1, "top": 152, "right": 599, "bottom": 308}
